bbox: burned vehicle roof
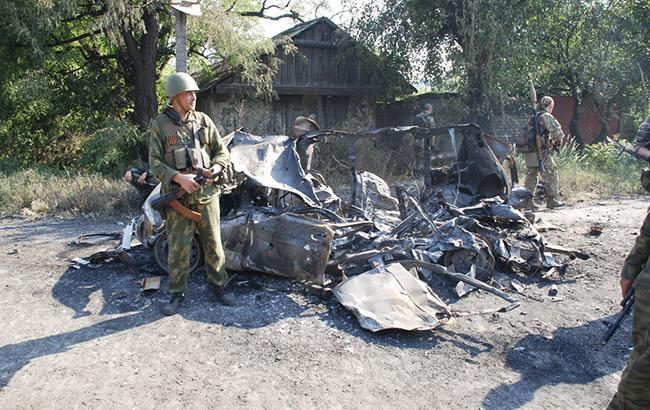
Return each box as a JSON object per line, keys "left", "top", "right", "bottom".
{"left": 119, "top": 123, "right": 583, "bottom": 333}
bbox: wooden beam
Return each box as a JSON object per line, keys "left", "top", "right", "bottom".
{"left": 293, "top": 39, "right": 337, "bottom": 49}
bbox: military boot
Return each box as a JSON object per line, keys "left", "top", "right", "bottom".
{"left": 213, "top": 286, "right": 236, "bottom": 306}
{"left": 163, "top": 293, "right": 185, "bottom": 316}
{"left": 546, "top": 197, "right": 565, "bottom": 209}
{"left": 526, "top": 199, "right": 540, "bottom": 211}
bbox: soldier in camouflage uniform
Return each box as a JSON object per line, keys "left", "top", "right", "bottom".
{"left": 608, "top": 115, "right": 650, "bottom": 410}
{"left": 413, "top": 103, "right": 436, "bottom": 129}
{"left": 290, "top": 114, "right": 320, "bottom": 171}
{"left": 148, "top": 72, "right": 234, "bottom": 316}
{"left": 523, "top": 96, "right": 565, "bottom": 209}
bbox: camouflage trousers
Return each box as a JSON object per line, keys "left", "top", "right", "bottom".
{"left": 524, "top": 152, "right": 559, "bottom": 199}
{"left": 166, "top": 198, "right": 228, "bottom": 294}
{"left": 608, "top": 283, "right": 650, "bottom": 410}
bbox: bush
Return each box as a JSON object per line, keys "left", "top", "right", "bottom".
{"left": 515, "top": 139, "right": 646, "bottom": 200}
{"left": 78, "top": 120, "right": 146, "bottom": 177}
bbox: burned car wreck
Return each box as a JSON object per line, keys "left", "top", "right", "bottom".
{"left": 120, "top": 124, "right": 584, "bottom": 332}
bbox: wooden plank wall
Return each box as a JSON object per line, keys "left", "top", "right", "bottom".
{"left": 274, "top": 21, "right": 366, "bottom": 90}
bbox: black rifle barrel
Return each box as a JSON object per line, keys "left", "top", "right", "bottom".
{"left": 601, "top": 288, "right": 635, "bottom": 345}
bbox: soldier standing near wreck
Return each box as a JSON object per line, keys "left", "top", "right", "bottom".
{"left": 413, "top": 103, "right": 436, "bottom": 129}
{"left": 290, "top": 114, "right": 320, "bottom": 171}
{"left": 523, "top": 96, "right": 564, "bottom": 209}
{"left": 608, "top": 115, "right": 650, "bottom": 409}
{"left": 149, "top": 72, "right": 235, "bottom": 316}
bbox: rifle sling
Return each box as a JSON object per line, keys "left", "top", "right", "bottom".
{"left": 169, "top": 199, "right": 201, "bottom": 222}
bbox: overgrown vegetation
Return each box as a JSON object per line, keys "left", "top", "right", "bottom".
{"left": 510, "top": 140, "right": 646, "bottom": 201}
{"left": 0, "top": 168, "right": 141, "bottom": 217}
{"left": 1, "top": 137, "right": 647, "bottom": 217}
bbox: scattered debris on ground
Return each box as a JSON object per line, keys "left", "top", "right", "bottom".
{"left": 73, "top": 124, "right": 588, "bottom": 333}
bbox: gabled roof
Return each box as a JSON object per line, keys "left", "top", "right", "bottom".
{"left": 272, "top": 17, "right": 338, "bottom": 41}
{"left": 198, "top": 17, "right": 416, "bottom": 97}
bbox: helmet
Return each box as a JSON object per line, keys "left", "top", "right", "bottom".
{"left": 165, "top": 72, "right": 199, "bottom": 99}
{"left": 537, "top": 96, "right": 554, "bottom": 111}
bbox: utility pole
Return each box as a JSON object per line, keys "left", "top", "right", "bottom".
{"left": 169, "top": 1, "right": 202, "bottom": 73}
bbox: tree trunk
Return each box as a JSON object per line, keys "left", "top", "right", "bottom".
{"left": 569, "top": 87, "right": 584, "bottom": 147}
{"left": 121, "top": 7, "right": 160, "bottom": 131}
{"left": 593, "top": 120, "right": 609, "bottom": 144}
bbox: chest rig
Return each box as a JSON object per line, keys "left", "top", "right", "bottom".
{"left": 161, "top": 107, "right": 212, "bottom": 172}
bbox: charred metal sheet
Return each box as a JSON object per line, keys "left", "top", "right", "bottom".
{"left": 428, "top": 126, "right": 511, "bottom": 200}
{"left": 398, "top": 260, "right": 520, "bottom": 309}
{"left": 333, "top": 263, "right": 451, "bottom": 332}
{"left": 221, "top": 210, "right": 333, "bottom": 284}
{"left": 228, "top": 131, "right": 320, "bottom": 206}
{"left": 353, "top": 171, "right": 401, "bottom": 231}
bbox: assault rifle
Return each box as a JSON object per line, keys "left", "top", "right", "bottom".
{"left": 529, "top": 79, "right": 545, "bottom": 172}
{"left": 601, "top": 287, "right": 635, "bottom": 345}
{"left": 151, "top": 171, "right": 207, "bottom": 222}
{"left": 609, "top": 138, "right": 650, "bottom": 163}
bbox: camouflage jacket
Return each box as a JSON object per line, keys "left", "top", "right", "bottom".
{"left": 414, "top": 112, "right": 436, "bottom": 128}
{"left": 148, "top": 107, "right": 230, "bottom": 205}
{"left": 537, "top": 111, "right": 565, "bottom": 144}
{"left": 622, "top": 211, "right": 650, "bottom": 282}
{"left": 634, "top": 115, "right": 650, "bottom": 150}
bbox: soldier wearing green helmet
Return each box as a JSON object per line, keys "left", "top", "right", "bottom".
{"left": 148, "top": 72, "right": 235, "bottom": 316}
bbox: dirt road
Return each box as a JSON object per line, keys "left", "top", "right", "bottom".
{"left": 0, "top": 198, "right": 646, "bottom": 409}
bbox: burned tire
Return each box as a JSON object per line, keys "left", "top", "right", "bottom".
{"left": 153, "top": 232, "right": 203, "bottom": 274}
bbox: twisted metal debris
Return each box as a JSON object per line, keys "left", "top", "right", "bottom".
{"left": 123, "top": 124, "right": 584, "bottom": 332}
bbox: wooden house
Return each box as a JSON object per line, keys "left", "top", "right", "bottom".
{"left": 197, "top": 17, "right": 415, "bottom": 135}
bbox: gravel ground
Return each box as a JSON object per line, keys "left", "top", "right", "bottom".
{"left": 0, "top": 198, "right": 645, "bottom": 409}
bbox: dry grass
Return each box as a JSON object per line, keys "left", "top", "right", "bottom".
{"left": 0, "top": 169, "right": 141, "bottom": 217}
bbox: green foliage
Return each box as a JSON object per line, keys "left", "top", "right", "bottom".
{"left": 528, "top": 0, "right": 647, "bottom": 142}
{"left": 78, "top": 121, "right": 145, "bottom": 176}
{"left": 0, "top": 0, "right": 303, "bottom": 172}
{"left": 347, "top": 0, "right": 533, "bottom": 119}
{"left": 347, "top": 0, "right": 648, "bottom": 132}
{"left": 515, "top": 139, "right": 646, "bottom": 200}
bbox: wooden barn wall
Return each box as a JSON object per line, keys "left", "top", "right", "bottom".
{"left": 274, "top": 23, "right": 366, "bottom": 89}
{"left": 197, "top": 92, "right": 375, "bottom": 136}
{"left": 215, "top": 21, "right": 370, "bottom": 92}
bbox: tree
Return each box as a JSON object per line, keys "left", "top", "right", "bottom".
{"left": 0, "top": 0, "right": 310, "bottom": 168}
{"left": 347, "top": 0, "right": 531, "bottom": 126}
{"left": 529, "top": 0, "right": 648, "bottom": 144}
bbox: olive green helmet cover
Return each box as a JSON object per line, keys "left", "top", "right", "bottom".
{"left": 165, "top": 72, "right": 200, "bottom": 99}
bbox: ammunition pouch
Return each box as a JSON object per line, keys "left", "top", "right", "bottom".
{"left": 165, "top": 147, "right": 211, "bottom": 171}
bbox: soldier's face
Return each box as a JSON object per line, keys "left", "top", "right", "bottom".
{"left": 174, "top": 91, "right": 196, "bottom": 113}
{"left": 548, "top": 101, "right": 555, "bottom": 113}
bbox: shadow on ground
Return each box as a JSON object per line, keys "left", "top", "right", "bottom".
{"left": 0, "top": 246, "right": 306, "bottom": 389}
{"left": 482, "top": 315, "right": 631, "bottom": 409}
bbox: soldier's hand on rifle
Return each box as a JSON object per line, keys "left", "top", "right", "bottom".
{"left": 137, "top": 171, "right": 148, "bottom": 185}
{"left": 636, "top": 147, "right": 650, "bottom": 159}
{"left": 172, "top": 173, "right": 202, "bottom": 193}
{"left": 202, "top": 165, "right": 223, "bottom": 182}
{"left": 620, "top": 277, "right": 634, "bottom": 299}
